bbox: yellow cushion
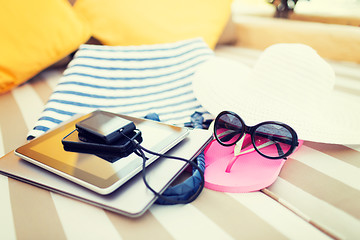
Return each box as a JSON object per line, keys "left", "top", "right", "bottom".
{"left": 73, "top": 0, "right": 232, "bottom": 49}
{"left": 0, "top": 0, "right": 91, "bottom": 94}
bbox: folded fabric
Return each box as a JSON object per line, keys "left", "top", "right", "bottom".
{"left": 28, "top": 38, "right": 213, "bottom": 140}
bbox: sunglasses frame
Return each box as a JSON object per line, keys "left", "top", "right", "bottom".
{"left": 214, "top": 111, "right": 299, "bottom": 159}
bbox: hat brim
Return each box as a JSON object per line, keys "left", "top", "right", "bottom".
{"left": 193, "top": 56, "right": 360, "bottom": 144}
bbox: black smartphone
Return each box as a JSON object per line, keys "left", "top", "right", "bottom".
{"left": 62, "top": 110, "right": 142, "bottom": 162}
{"left": 76, "top": 110, "right": 136, "bottom": 144}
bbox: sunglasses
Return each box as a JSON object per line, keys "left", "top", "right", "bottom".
{"left": 214, "top": 111, "right": 299, "bottom": 159}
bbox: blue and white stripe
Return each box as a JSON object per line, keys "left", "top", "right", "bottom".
{"left": 27, "top": 38, "right": 213, "bottom": 139}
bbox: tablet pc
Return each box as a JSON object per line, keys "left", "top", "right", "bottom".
{"left": 15, "top": 111, "right": 189, "bottom": 195}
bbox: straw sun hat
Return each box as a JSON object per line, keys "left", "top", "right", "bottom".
{"left": 193, "top": 43, "right": 360, "bottom": 145}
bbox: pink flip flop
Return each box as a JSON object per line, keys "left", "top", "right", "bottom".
{"left": 204, "top": 134, "right": 303, "bottom": 193}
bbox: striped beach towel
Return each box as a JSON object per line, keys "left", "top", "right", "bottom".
{"left": 27, "top": 38, "right": 213, "bottom": 140}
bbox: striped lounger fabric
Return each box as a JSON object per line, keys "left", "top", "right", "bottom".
{"left": 0, "top": 41, "right": 360, "bottom": 240}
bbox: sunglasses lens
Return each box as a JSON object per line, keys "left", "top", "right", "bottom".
{"left": 253, "top": 123, "right": 294, "bottom": 158}
{"left": 215, "top": 112, "right": 243, "bottom": 145}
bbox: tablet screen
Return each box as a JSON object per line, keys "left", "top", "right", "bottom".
{"left": 15, "top": 112, "right": 189, "bottom": 194}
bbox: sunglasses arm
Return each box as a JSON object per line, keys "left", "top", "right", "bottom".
{"left": 235, "top": 140, "right": 273, "bottom": 156}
